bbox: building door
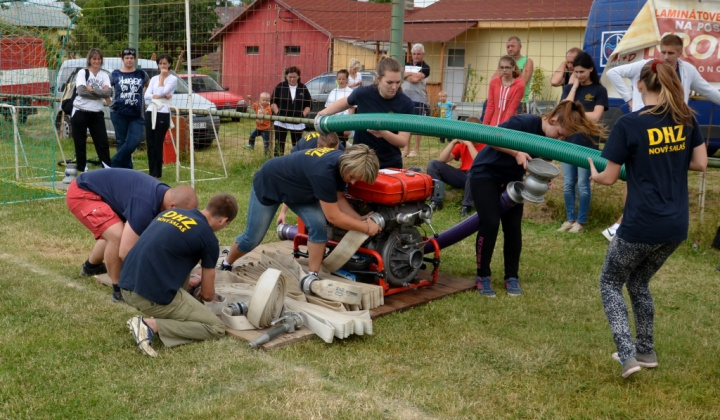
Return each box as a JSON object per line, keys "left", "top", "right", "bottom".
{"left": 443, "top": 48, "right": 465, "bottom": 103}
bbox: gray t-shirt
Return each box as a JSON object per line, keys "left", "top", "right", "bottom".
{"left": 402, "top": 60, "right": 430, "bottom": 104}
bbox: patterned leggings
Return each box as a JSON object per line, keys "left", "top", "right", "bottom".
{"left": 600, "top": 236, "right": 681, "bottom": 360}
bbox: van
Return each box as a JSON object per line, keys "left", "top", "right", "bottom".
{"left": 584, "top": 0, "right": 720, "bottom": 154}
{"left": 54, "top": 57, "right": 220, "bottom": 147}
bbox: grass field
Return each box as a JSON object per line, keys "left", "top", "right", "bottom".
{"left": 1, "top": 116, "right": 720, "bottom": 419}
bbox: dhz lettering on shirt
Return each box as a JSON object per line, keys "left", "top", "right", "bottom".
{"left": 156, "top": 210, "right": 197, "bottom": 232}
{"left": 647, "top": 125, "right": 687, "bottom": 155}
{"left": 304, "top": 147, "right": 333, "bottom": 157}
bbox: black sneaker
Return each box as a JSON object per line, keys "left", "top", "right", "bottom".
{"left": 111, "top": 289, "right": 124, "bottom": 303}
{"left": 460, "top": 206, "right": 472, "bottom": 218}
{"left": 219, "top": 261, "right": 233, "bottom": 271}
{"left": 81, "top": 261, "right": 107, "bottom": 276}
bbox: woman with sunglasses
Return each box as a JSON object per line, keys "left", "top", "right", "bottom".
{"left": 109, "top": 48, "right": 149, "bottom": 169}
{"left": 483, "top": 56, "right": 525, "bottom": 127}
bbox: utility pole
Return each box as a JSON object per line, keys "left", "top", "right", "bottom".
{"left": 128, "top": 0, "right": 139, "bottom": 53}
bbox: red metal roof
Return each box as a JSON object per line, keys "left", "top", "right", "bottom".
{"left": 404, "top": 0, "right": 594, "bottom": 22}
{"left": 211, "top": 0, "right": 393, "bottom": 41}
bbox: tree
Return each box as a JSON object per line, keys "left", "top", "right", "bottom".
{"left": 70, "top": 0, "right": 220, "bottom": 58}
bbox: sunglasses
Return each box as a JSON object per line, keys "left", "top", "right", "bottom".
{"left": 123, "top": 49, "right": 136, "bottom": 56}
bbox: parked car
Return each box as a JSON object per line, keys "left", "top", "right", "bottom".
{"left": 305, "top": 71, "right": 376, "bottom": 121}
{"left": 54, "top": 58, "right": 220, "bottom": 148}
{"left": 177, "top": 73, "right": 246, "bottom": 121}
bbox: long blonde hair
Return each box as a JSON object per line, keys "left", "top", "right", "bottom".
{"left": 639, "top": 60, "right": 695, "bottom": 126}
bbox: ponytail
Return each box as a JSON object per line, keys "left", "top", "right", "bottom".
{"left": 639, "top": 60, "right": 694, "bottom": 126}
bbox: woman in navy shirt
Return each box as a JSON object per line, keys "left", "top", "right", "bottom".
{"left": 589, "top": 60, "right": 707, "bottom": 378}
{"left": 471, "top": 101, "right": 604, "bottom": 298}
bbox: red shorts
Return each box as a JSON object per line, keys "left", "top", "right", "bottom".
{"left": 66, "top": 179, "right": 123, "bottom": 239}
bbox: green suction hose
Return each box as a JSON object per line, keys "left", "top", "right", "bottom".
{"left": 315, "top": 113, "right": 626, "bottom": 180}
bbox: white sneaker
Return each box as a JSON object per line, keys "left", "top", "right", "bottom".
{"left": 602, "top": 227, "right": 617, "bottom": 242}
{"left": 556, "top": 221, "right": 574, "bottom": 232}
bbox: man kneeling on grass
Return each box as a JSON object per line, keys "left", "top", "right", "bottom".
{"left": 120, "top": 194, "right": 238, "bottom": 357}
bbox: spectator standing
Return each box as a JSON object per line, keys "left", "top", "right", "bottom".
{"left": 589, "top": 60, "right": 707, "bottom": 378}
{"left": 70, "top": 48, "right": 112, "bottom": 175}
{"left": 271, "top": 66, "right": 312, "bottom": 157}
{"left": 325, "top": 69, "right": 355, "bottom": 147}
{"left": 245, "top": 92, "right": 272, "bottom": 156}
{"left": 347, "top": 58, "right": 364, "bottom": 89}
{"left": 144, "top": 54, "right": 177, "bottom": 179}
{"left": 402, "top": 43, "right": 430, "bottom": 158}
{"left": 491, "top": 36, "right": 534, "bottom": 114}
{"left": 551, "top": 47, "right": 582, "bottom": 87}
{"left": 109, "top": 48, "right": 149, "bottom": 169}
{"left": 436, "top": 90, "right": 456, "bottom": 143}
{"left": 556, "top": 51, "right": 608, "bottom": 234}
{"left": 483, "top": 56, "right": 525, "bottom": 127}
{"left": 319, "top": 56, "right": 414, "bottom": 169}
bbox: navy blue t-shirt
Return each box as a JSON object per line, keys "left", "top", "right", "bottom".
{"left": 119, "top": 208, "right": 218, "bottom": 305}
{"left": 291, "top": 132, "right": 345, "bottom": 153}
{"left": 252, "top": 148, "right": 345, "bottom": 205}
{"left": 469, "top": 114, "right": 544, "bottom": 184}
{"left": 110, "top": 69, "right": 149, "bottom": 118}
{"left": 561, "top": 83, "right": 608, "bottom": 149}
{"left": 561, "top": 83, "right": 609, "bottom": 114}
{"left": 76, "top": 168, "right": 169, "bottom": 234}
{"left": 347, "top": 85, "right": 415, "bottom": 169}
{"left": 601, "top": 107, "right": 704, "bottom": 243}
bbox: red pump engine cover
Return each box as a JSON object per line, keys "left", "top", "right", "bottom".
{"left": 348, "top": 168, "right": 433, "bottom": 205}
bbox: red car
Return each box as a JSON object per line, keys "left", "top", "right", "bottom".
{"left": 177, "top": 73, "right": 246, "bottom": 120}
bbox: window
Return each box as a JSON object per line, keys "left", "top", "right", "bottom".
{"left": 447, "top": 49, "right": 465, "bottom": 68}
{"left": 284, "top": 46, "right": 301, "bottom": 55}
{"left": 246, "top": 46, "right": 259, "bottom": 55}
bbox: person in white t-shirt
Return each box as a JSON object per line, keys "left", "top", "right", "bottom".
{"left": 324, "top": 69, "right": 355, "bottom": 146}
{"left": 71, "top": 48, "right": 113, "bottom": 173}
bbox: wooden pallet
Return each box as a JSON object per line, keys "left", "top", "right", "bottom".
{"left": 97, "top": 240, "right": 474, "bottom": 350}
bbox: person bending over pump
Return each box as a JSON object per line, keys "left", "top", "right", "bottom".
{"left": 220, "top": 144, "right": 381, "bottom": 285}
{"left": 65, "top": 168, "right": 197, "bottom": 303}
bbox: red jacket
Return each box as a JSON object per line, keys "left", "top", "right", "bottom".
{"left": 483, "top": 77, "right": 525, "bottom": 126}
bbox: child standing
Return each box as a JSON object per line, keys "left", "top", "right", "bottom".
{"left": 436, "top": 90, "right": 456, "bottom": 143}
{"left": 245, "top": 92, "right": 272, "bottom": 155}
{"left": 325, "top": 69, "right": 354, "bottom": 147}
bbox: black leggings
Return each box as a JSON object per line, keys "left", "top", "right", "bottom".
{"left": 145, "top": 111, "right": 170, "bottom": 178}
{"left": 273, "top": 127, "right": 304, "bottom": 157}
{"left": 470, "top": 178, "right": 524, "bottom": 279}
{"left": 71, "top": 109, "right": 111, "bottom": 172}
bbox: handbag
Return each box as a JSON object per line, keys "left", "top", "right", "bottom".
{"left": 61, "top": 69, "right": 87, "bottom": 115}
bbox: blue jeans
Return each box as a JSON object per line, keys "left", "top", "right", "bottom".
{"left": 110, "top": 113, "right": 145, "bottom": 169}
{"left": 249, "top": 129, "right": 270, "bottom": 150}
{"left": 235, "top": 187, "right": 328, "bottom": 253}
{"left": 426, "top": 159, "right": 472, "bottom": 207}
{"left": 562, "top": 162, "right": 591, "bottom": 224}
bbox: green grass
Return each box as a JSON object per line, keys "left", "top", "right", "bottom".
{"left": 2, "top": 130, "right": 720, "bottom": 419}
